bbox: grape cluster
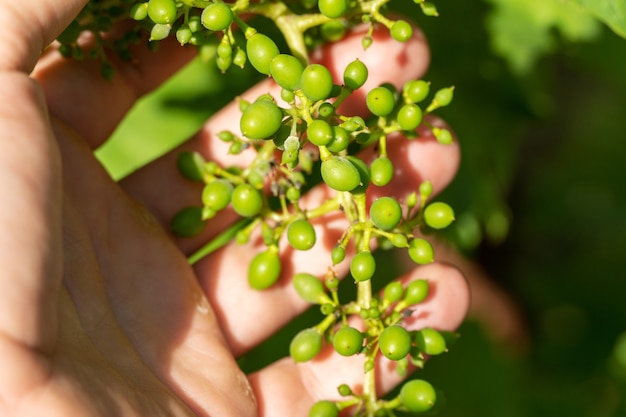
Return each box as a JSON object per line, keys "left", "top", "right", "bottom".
{"left": 61, "top": 1, "right": 457, "bottom": 416}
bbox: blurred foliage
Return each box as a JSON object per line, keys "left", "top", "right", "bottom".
{"left": 96, "top": 0, "right": 626, "bottom": 415}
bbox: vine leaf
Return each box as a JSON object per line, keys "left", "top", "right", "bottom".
{"left": 568, "top": 0, "right": 626, "bottom": 39}
{"left": 485, "top": 0, "right": 600, "bottom": 74}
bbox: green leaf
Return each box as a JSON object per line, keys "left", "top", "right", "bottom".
{"left": 486, "top": 0, "right": 601, "bottom": 74}
{"left": 568, "top": 0, "right": 626, "bottom": 38}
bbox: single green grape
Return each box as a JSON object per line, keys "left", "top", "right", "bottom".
{"left": 147, "top": 0, "right": 177, "bottom": 24}
{"left": 270, "top": 54, "right": 304, "bottom": 91}
{"left": 318, "top": 0, "right": 348, "bottom": 18}
{"left": 308, "top": 400, "right": 339, "bottom": 417}
{"left": 403, "top": 80, "right": 430, "bottom": 103}
{"left": 399, "top": 379, "right": 436, "bottom": 412}
{"left": 129, "top": 2, "right": 149, "bottom": 20}
{"left": 414, "top": 327, "right": 447, "bottom": 355}
{"left": 202, "top": 179, "right": 233, "bottom": 211}
{"left": 170, "top": 206, "right": 206, "bottom": 237}
{"left": 343, "top": 58, "right": 368, "bottom": 90}
{"left": 290, "top": 328, "right": 322, "bottom": 362}
{"left": 370, "top": 196, "right": 402, "bottom": 231}
{"left": 331, "top": 245, "right": 346, "bottom": 265}
{"left": 345, "top": 155, "right": 370, "bottom": 195}
{"left": 301, "top": 64, "right": 334, "bottom": 101}
{"left": 321, "top": 156, "right": 361, "bottom": 192}
{"left": 433, "top": 86, "right": 454, "bottom": 107}
{"left": 366, "top": 86, "right": 396, "bottom": 117}
{"left": 370, "top": 156, "right": 394, "bottom": 187}
{"left": 320, "top": 20, "right": 347, "bottom": 42}
{"left": 176, "top": 24, "right": 192, "bottom": 45}
{"left": 379, "top": 325, "right": 412, "bottom": 361}
{"left": 246, "top": 33, "right": 279, "bottom": 75}
{"left": 248, "top": 249, "right": 281, "bottom": 290}
{"left": 293, "top": 273, "right": 328, "bottom": 304}
{"left": 404, "top": 279, "right": 429, "bottom": 305}
{"left": 333, "top": 326, "right": 364, "bottom": 356}
{"left": 350, "top": 251, "right": 376, "bottom": 282}
{"left": 423, "top": 201, "right": 455, "bottom": 229}
{"left": 326, "top": 126, "right": 350, "bottom": 153}
{"left": 287, "top": 219, "right": 317, "bottom": 251}
{"left": 397, "top": 103, "right": 423, "bottom": 131}
{"left": 390, "top": 19, "right": 413, "bottom": 42}
{"left": 307, "top": 119, "right": 333, "bottom": 146}
{"left": 201, "top": 2, "right": 233, "bottom": 31}
{"left": 176, "top": 151, "right": 205, "bottom": 181}
{"left": 408, "top": 238, "right": 434, "bottom": 264}
{"left": 239, "top": 100, "right": 283, "bottom": 140}
{"left": 231, "top": 183, "right": 263, "bottom": 217}
{"left": 433, "top": 127, "right": 453, "bottom": 145}
{"left": 150, "top": 23, "right": 171, "bottom": 41}
{"left": 384, "top": 281, "right": 404, "bottom": 303}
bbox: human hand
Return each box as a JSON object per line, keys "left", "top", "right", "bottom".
{"left": 0, "top": 1, "right": 469, "bottom": 416}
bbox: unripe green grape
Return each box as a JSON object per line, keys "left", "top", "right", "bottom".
{"left": 331, "top": 245, "right": 345, "bottom": 264}
{"left": 217, "top": 41, "right": 232, "bottom": 58}
{"left": 320, "top": 20, "right": 347, "bottom": 42}
{"left": 399, "top": 379, "right": 436, "bottom": 412}
{"left": 390, "top": 20, "right": 413, "bottom": 42}
{"left": 270, "top": 54, "right": 304, "bottom": 91}
{"left": 286, "top": 186, "right": 300, "bottom": 202}
{"left": 287, "top": 219, "right": 316, "bottom": 251}
{"left": 366, "top": 86, "right": 396, "bottom": 117}
{"left": 343, "top": 58, "right": 368, "bottom": 90}
{"left": 318, "top": 0, "right": 348, "bottom": 18}
{"left": 379, "top": 325, "right": 412, "bottom": 361}
{"left": 326, "top": 126, "right": 350, "bottom": 152}
{"left": 404, "top": 279, "right": 429, "bottom": 305}
{"left": 414, "top": 327, "right": 447, "bottom": 355}
{"left": 408, "top": 238, "right": 434, "bottom": 264}
{"left": 419, "top": 180, "right": 433, "bottom": 200}
{"left": 201, "top": 2, "right": 233, "bottom": 31}
{"left": 362, "top": 35, "right": 373, "bottom": 49}
{"left": 338, "top": 384, "right": 352, "bottom": 396}
{"left": 424, "top": 201, "right": 455, "bottom": 229}
{"left": 427, "top": 86, "right": 454, "bottom": 111}
{"left": 333, "top": 326, "right": 364, "bottom": 356}
{"left": 318, "top": 102, "right": 335, "bottom": 117}
{"left": 397, "top": 103, "right": 423, "bottom": 131}
{"left": 130, "top": 2, "right": 149, "bottom": 20}
{"left": 231, "top": 183, "right": 263, "bottom": 217}
{"left": 293, "top": 273, "right": 328, "bottom": 304}
{"left": 170, "top": 206, "right": 206, "bottom": 237}
{"left": 202, "top": 179, "right": 233, "bottom": 211}
{"left": 147, "top": 0, "right": 177, "bottom": 24}
{"left": 233, "top": 48, "right": 246, "bottom": 68}
{"left": 403, "top": 80, "right": 430, "bottom": 103}
{"left": 176, "top": 24, "right": 192, "bottom": 45}
{"left": 384, "top": 281, "right": 404, "bottom": 303}
{"left": 433, "top": 127, "right": 453, "bottom": 145}
{"left": 239, "top": 100, "right": 283, "bottom": 140}
{"left": 370, "top": 156, "right": 394, "bottom": 186}
{"left": 248, "top": 249, "right": 281, "bottom": 290}
{"left": 290, "top": 328, "right": 322, "bottom": 362}
{"left": 308, "top": 400, "right": 339, "bottom": 417}
{"left": 350, "top": 251, "right": 376, "bottom": 282}
{"left": 390, "top": 233, "right": 408, "bottom": 248}
{"left": 216, "top": 55, "right": 231, "bottom": 73}
{"left": 341, "top": 116, "right": 365, "bottom": 133}
{"left": 150, "top": 23, "right": 171, "bottom": 41}
{"left": 176, "top": 151, "right": 205, "bottom": 181}
{"left": 307, "top": 119, "right": 333, "bottom": 146}
{"left": 420, "top": 1, "right": 439, "bottom": 17}
{"left": 345, "top": 155, "right": 370, "bottom": 195}
{"left": 321, "top": 156, "right": 361, "bottom": 192}
{"left": 246, "top": 33, "right": 279, "bottom": 75}
{"left": 370, "top": 196, "right": 402, "bottom": 231}
{"left": 301, "top": 64, "right": 334, "bottom": 101}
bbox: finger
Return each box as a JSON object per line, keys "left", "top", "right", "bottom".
{"left": 195, "top": 123, "right": 460, "bottom": 356}
{"left": 248, "top": 263, "right": 470, "bottom": 416}
{"left": 0, "top": 0, "right": 86, "bottom": 71}
{"left": 120, "top": 22, "right": 431, "bottom": 252}
{"left": 33, "top": 34, "right": 197, "bottom": 149}
{"left": 0, "top": 74, "right": 61, "bottom": 352}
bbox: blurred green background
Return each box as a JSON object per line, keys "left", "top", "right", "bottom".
{"left": 96, "top": 0, "right": 626, "bottom": 415}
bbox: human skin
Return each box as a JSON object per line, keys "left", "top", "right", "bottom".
{"left": 0, "top": 1, "right": 469, "bottom": 416}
